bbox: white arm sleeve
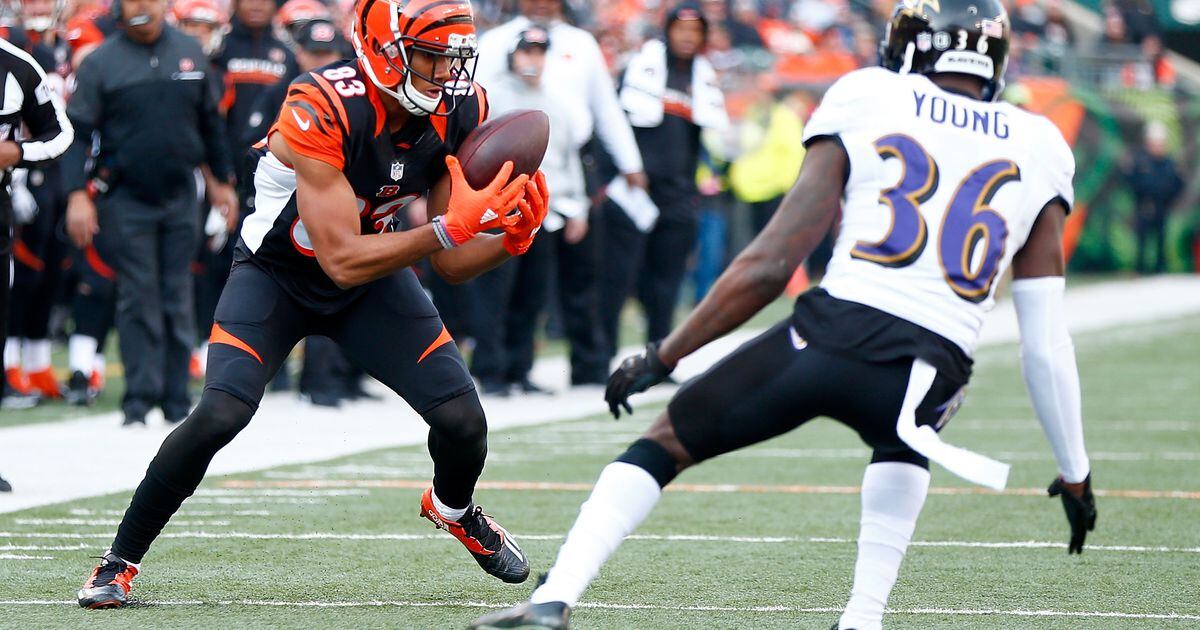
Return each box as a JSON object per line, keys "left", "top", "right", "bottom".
{"left": 1012, "top": 276, "right": 1090, "bottom": 483}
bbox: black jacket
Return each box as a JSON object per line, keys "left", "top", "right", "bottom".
{"left": 63, "top": 25, "right": 232, "bottom": 204}
{"left": 214, "top": 19, "right": 296, "bottom": 174}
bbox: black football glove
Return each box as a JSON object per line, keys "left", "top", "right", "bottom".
{"left": 605, "top": 343, "right": 673, "bottom": 419}
{"left": 1047, "top": 474, "right": 1097, "bottom": 554}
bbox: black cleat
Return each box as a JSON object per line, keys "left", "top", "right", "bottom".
{"left": 65, "top": 371, "right": 95, "bottom": 406}
{"left": 469, "top": 601, "right": 571, "bottom": 629}
{"left": 122, "top": 414, "right": 146, "bottom": 428}
{"left": 420, "top": 488, "right": 529, "bottom": 583}
{"left": 0, "top": 474, "right": 11, "bottom": 492}
{"left": 77, "top": 552, "right": 139, "bottom": 609}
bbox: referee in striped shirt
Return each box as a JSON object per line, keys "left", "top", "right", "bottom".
{"left": 0, "top": 35, "right": 73, "bottom": 490}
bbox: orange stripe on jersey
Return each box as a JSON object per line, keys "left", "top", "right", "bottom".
{"left": 210, "top": 323, "right": 264, "bottom": 365}
{"left": 308, "top": 72, "right": 350, "bottom": 133}
{"left": 12, "top": 239, "right": 44, "bottom": 272}
{"left": 271, "top": 83, "right": 345, "bottom": 170}
{"left": 417, "top": 325, "right": 453, "bottom": 364}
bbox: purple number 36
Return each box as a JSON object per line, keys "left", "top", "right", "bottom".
{"left": 851, "top": 134, "right": 1020, "bottom": 303}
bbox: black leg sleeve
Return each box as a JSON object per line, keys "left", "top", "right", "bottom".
{"left": 423, "top": 391, "right": 488, "bottom": 509}
{"left": 111, "top": 389, "right": 254, "bottom": 563}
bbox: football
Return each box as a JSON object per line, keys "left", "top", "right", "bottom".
{"left": 455, "top": 109, "right": 550, "bottom": 190}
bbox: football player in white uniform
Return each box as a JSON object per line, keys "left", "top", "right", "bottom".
{"left": 471, "top": 0, "right": 1095, "bottom": 628}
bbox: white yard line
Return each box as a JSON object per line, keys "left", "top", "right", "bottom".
{"left": 0, "top": 598, "right": 1196, "bottom": 621}
{"left": 1, "top": 276, "right": 1198, "bottom": 514}
{"left": 0, "top": 530, "right": 1196, "bottom": 554}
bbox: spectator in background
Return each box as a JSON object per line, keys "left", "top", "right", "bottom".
{"left": 700, "top": 0, "right": 763, "bottom": 49}
{"left": 601, "top": 4, "right": 728, "bottom": 355}
{"left": 477, "top": 0, "right": 645, "bottom": 386}
{"left": 469, "top": 27, "right": 590, "bottom": 395}
{"left": 64, "top": 0, "right": 236, "bottom": 426}
{"left": 1125, "top": 121, "right": 1183, "bottom": 274}
{"left": 728, "top": 75, "right": 804, "bottom": 233}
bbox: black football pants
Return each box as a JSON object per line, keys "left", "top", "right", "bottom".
{"left": 100, "top": 186, "right": 199, "bottom": 421}
{"left": 9, "top": 165, "right": 67, "bottom": 342}
{"left": 110, "top": 262, "right": 485, "bottom": 563}
{"left": 668, "top": 321, "right": 964, "bottom": 466}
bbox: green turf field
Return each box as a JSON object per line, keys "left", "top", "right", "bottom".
{"left": 2, "top": 316, "right": 1198, "bottom": 628}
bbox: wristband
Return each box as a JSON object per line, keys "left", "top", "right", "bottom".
{"left": 431, "top": 216, "right": 457, "bottom": 249}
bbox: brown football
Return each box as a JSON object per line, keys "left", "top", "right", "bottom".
{"left": 456, "top": 109, "right": 550, "bottom": 190}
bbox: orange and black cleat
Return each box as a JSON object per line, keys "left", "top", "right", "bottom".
{"left": 77, "top": 552, "right": 138, "bottom": 609}
{"left": 419, "top": 487, "right": 529, "bottom": 584}
{"left": 26, "top": 368, "right": 63, "bottom": 399}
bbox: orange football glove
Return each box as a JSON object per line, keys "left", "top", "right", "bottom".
{"left": 434, "top": 156, "right": 528, "bottom": 248}
{"left": 502, "top": 170, "right": 550, "bottom": 256}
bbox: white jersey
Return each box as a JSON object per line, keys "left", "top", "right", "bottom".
{"left": 804, "top": 67, "right": 1075, "bottom": 356}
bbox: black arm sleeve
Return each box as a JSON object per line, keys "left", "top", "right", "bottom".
{"left": 63, "top": 53, "right": 103, "bottom": 193}
{"left": 15, "top": 53, "right": 73, "bottom": 167}
{"left": 199, "top": 59, "right": 234, "bottom": 183}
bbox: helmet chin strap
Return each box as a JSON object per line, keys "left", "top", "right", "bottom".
{"left": 357, "top": 54, "right": 441, "bottom": 117}
{"left": 399, "top": 72, "right": 441, "bottom": 116}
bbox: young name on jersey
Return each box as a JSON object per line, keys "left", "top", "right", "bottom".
{"left": 803, "top": 67, "right": 1074, "bottom": 355}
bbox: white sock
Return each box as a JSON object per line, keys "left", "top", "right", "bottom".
{"left": 4, "top": 340, "right": 21, "bottom": 370}
{"left": 839, "top": 462, "right": 931, "bottom": 630}
{"left": 69, "top": 335, "right": 98, "bottom": 374}
{"left": 103, "top": 548, "right": 141, "bottom": 571}
{"left": 531, "top": 462, "right": 662, "bottom": 606}
{"left": 431, "top": 490, "right": 467, "bottom": 521}
{"left": 22, "top": 339, "right": 52, "bottom": 372}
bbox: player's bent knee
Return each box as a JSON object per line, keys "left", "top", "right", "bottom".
{"left": 185, "top": 390, "right": 255, "bottom": 449}
{"left": 423, "top": 392, "right": 487, "bottom": 446}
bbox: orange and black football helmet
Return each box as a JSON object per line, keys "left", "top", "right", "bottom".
{"left": 352, "top": 0, "right": 478, "bottom": 116}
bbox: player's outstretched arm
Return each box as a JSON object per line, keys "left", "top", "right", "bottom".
{"left": 605, "top": 139, "right": 845, "bottom": 418}
{"left": 658, "top": 138, "right": 845, "bottom": 366}
{"left": 277, "top": 133, "right": 444, "bottom": 289}
{"left": 1011, "top": 201, "right": 1096, "bottom": 553}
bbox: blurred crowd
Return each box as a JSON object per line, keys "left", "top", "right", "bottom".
{"left": 0, "top": 0, "right": 1188, "bottom": 420}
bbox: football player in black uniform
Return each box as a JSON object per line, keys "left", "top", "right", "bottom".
{"left": 78, "top": 0, "right": 549, "bottom": 609}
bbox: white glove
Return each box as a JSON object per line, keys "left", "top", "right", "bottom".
{"left": 205, "top": 206, "right": 229, "bottom": 252}
{"left": 10, "top": 169, "right": 39, "bottom": 225}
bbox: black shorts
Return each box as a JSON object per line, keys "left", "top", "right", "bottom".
{"left": 668, "top": 320, "right": 966, "bottom": 465}
{"left": 205, "top": 261, "right": 474, "bottom": 414}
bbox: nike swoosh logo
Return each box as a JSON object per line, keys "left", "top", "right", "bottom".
{"left": 291, "top": 108, "right": 311, "bottom": 132}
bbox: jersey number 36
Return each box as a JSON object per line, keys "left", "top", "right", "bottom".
{"left": 852, "top": 134, "right": 1020, "bottom": 304}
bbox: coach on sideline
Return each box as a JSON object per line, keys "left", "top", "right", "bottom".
{"left": 64, "top": 0, "right": 236, "bottom": 427}
{"left": 477, "top": 0, "right": 645, "bottom": 386}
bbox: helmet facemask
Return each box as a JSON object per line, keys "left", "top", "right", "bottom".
{"left": 387, "top": 37, "right": 478, "bottom": 116}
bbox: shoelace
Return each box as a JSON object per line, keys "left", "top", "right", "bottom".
{"left": 89, "top": 556, "right": 128, "bottom": 586}
{"left": 460, "top": 506, "right": 502, "bottom": 552}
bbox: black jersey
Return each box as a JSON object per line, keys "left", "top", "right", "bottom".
{"left": 237, "top": 58, "right": 489, "bottom": 314}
